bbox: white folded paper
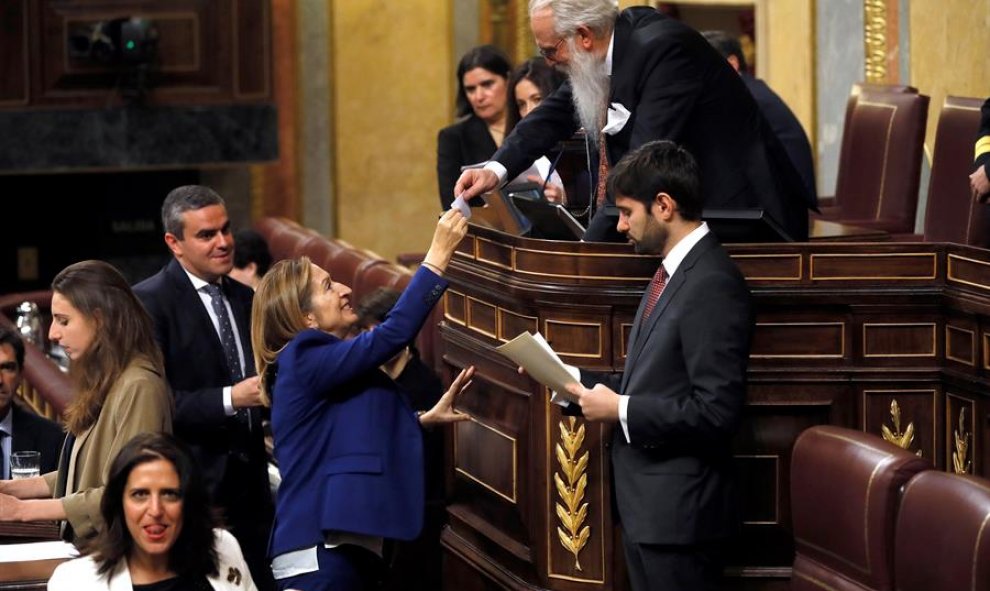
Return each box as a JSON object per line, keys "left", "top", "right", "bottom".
{"left": 496, "top": 331, "right": 580, "bottom": 403}
{"left": 451, "top": 194, "right": 472, "bottom": 219}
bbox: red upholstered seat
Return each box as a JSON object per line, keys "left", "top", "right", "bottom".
{"left": 894, "top": 470, "right": 990, "bottom": 591}
{"left": 790, "top": 425, "right": 931, "bottom": 591}
{"left": 815, "top": 84, "right": 929, "bottom": 233}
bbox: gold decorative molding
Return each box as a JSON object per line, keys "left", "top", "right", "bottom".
{"left": 554, "top": 417, "right": 591, "bottom": 571}
{"left": 952, "top": 407, "right": 971, "bottom": 474}
{"left": 863, "top": 0, "right": 887, "bottom": 83}
{"left": 881, "top": 399, "right": 920, "bottom": 455}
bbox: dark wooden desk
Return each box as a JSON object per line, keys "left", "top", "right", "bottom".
{"left": 0, "top": 522, "right": 66, "bottom": 590}
{"left": 440, "top": 227, "right": 990, "bottom": 591}
{"left": 809, "top": 218, "right": 891, "bottom": 241}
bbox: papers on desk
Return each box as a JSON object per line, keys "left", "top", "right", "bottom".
{"left": 495, "top": 331, "right": 579, "bottom": 403}
{"left": 0, "top": 540, "right": 77, "bottom": 562}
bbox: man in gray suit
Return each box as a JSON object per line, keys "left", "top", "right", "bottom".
{"left": 563, "top": 140, "right": 754, "bottom": 591}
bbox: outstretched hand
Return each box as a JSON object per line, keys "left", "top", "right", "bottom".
{"left": 454, "top": 168, "right": 499, "bottom": 201}
{"left": 420, "top": 366, "right": 475, "bottom": 426}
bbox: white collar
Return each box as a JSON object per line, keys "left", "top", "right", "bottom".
{"left": 182, "top": 266, "right": 215, "bottom": 292}
{"left": 0, "top": 404, "right": 11, "bottom": 436}
{"left": 661, "top": 222, "right": 710, "bottom": 278}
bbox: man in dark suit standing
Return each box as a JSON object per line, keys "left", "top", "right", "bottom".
{"left": 702, "top": 30, "right": 818, "bottom": 203}
{"left": 133, "top": 186, "right": 274, "bottom": 591}
{"left": 455, "top": 0, "right": 814, "bottom": 242}
{"left": 561, "top": 141, "right": 754, "bottom": 591}
{"left": 0, "top": 327, "right": 64, "bottom": 478}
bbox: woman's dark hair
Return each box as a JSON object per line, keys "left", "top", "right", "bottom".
{"left": 455, "top": 44, "right": 512, "bottom": 118}
{"left": 506, "top": 57, "right": 566, "bottom": 130}
{"left": 89, "top": 432, "right": 219, "bottom": 579}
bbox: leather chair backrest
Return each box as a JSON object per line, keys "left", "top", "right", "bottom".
{"left": 790, "top": 425, "right": 931, "bottom": 591}
{"left": 894, "top": 470, "right": 990, "bottom": 591}
{"left": 834, "top": 84, "right": 929, "bottom": 232}
{"left": 923, "top": 96, "right": 990, "bottom": 246}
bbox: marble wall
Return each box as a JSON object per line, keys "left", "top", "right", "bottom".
{"left": 330, "top": 1, "right": 453, "bottom": 263}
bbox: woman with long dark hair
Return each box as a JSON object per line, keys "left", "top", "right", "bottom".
{"left": 47, "top": 432, "right": 255, "bottom": 590}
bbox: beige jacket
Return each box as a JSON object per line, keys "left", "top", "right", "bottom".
{"left": 42, "top": 357, "right": 172, "bottom": 541}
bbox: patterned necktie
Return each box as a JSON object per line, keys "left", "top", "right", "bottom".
{"left": 595, "top": 102, "right": 610, "bottom": 207}
{"left": 203, "top": 283, "right": 243, "bottom": 383}
{"left": 641, "top": 265, "right": 669, "bottom": 322}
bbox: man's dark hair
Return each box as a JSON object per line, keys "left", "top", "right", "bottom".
{"left": 455, "top": 45, "right": 512, "bottom": 118}
{"left": 161, "top": 185, "right": 226, "bottom": 238}
{"left": 701, "top": 30, "right": 748, "bottom": 73}
{"left": 88, "top": 432, "right": 219, "bottom": 579}
{"left": 607, "top": 140, "right": 703, "bottom": 220}
{"left": 0, "top": 326, "right": 25, "bottom": 370}
{"left": 233, "top": 229, "right": 273, "bottom": 276}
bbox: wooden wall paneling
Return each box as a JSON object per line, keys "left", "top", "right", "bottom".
{"left": 0, "top": 1, "right": 29, "bottom": 105}
{"left": 21, "top": 1, "right": 272, "bottom": 107}
{"left": 862, "top": 387, "right": 940, "bottom": 465}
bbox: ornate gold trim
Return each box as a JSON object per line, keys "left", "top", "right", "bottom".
{"left": 862, "top": 322, "right": 936, "bottom": 358}
{"left": 544, "top": 319, "right": 604, "bottom": 358}
{"left": 453, "top": 417, "right": 518, "bottom": 503}
{"left": 880, "top": 399, "right": 920, "bottom": 455}
{"left": 729, "top": 253, "right": 803, "bottom": 281}
{"left": 945, "top": 324, "right": 976, "bottom": 366}
{"left": 947, "top": 253, "right": 990, "bottom": 291}
{"left": 952, "top": 406, "right": 971, "bottom": 474}
{"left": 863, "top": 0, "right": 888, "bottom": 83}
{"left": 750, "top": 322, "right": 845, "bottom": 359}
{"left": 554, "top": 417, "right": 590, "bottom": 571}
{"left": 809, "top": 252, "right": 937, "bottom": 281}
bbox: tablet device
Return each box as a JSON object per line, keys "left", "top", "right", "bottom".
{"left": 511, "top": 195, "right": 586, "bottom": 241}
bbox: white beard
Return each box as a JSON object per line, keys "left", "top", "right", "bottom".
{"left": 565, "top": 40, "right": 609, "bottom": 138}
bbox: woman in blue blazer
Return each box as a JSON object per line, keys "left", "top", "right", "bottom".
{"left": 251, "top": 209, "right": 473, "bottom": 591}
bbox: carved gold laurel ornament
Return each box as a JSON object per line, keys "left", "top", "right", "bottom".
{"left": 952, "top": 407, "right": 971, "bottom": 474}
{"left": 881, "top": 399, "right": 920, "bottom": 456}
{"left": 554, "top": 417, "right": 590, "bottom": 570}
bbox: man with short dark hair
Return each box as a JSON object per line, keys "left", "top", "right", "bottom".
{"left": 455, "top": 0, "right": 815, "bottom": 242}
{"left": 561, "top": 140, "right": 754, "bottom": 591}
{"left": 133, "top": 185, "right": 274, "bottom": 591}
{"left": 0, "top": 327, "right": 64, "bottom": 479}
{"left": 702, "top": 29, "right": 817, "bottom": 202}
{"left": 228, "top": 228, "right": 273, "bottom": 291}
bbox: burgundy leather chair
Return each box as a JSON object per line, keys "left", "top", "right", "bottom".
{"left": 790, "top": 425, "right": 931, "bottom": 591}
{"left": 893, "top": 96, "right": 990, "bottom": 246}
{"left": 894, "top": 470, "right": 990, "bottom": 591}
{"left": 815, "top": 84, "right": 929, "bottom": 233}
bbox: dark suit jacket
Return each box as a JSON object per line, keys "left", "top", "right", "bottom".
{"left": 10, "top": 403, "right": 64, "bottom": 476}
{"left": 437, "top": 114, "right": 498, "bottom": 210}
{"left": 268, "top": 267, "right": 446, "bottom": 558}
{"left": 743, "top": 73, "right": 818, "bottom": 203}
{"left": 132, "top": 259, "right": 269, "bottom": 502}
{"left": 494, "top": 7, "right": 814, "bottom": 241}
{"left": 583, "top": 232, "right": 753, "bottom": 545}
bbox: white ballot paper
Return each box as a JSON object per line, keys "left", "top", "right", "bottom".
{"left": 495, "top": 331, "right": 580, "bottom": 402}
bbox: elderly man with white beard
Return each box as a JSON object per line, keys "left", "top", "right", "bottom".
{"left": 454, "top": 0, "right": 817, "bottom": 243}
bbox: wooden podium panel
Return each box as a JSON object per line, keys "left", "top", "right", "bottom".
{"left": 440, "top": 227, "right": 990, "bottom": 591}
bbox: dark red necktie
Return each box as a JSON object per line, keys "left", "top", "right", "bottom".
{"left": 641, "top": 265, "right": 668, "bottom": 321}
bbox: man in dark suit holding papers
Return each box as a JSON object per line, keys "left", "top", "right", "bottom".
{"left": 560, "top": 141, "right": 754, "bottom": 591}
